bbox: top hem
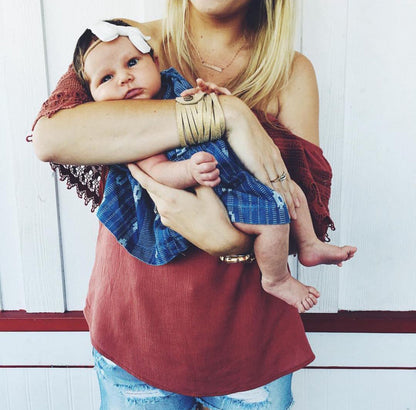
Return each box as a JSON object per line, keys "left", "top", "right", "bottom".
{"left": 85, "top": 304, "right": 314, "bottom": 397}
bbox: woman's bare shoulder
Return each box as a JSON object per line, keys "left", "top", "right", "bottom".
{"left": 277, "top": 51, "right": 320, "bottom": 146}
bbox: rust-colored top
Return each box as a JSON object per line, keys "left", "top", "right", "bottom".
{"left": 85, "top": 223, "right": 314, "bottom": 395}
{"left": 32, "top": 65, "right": 330, "bottom": 395}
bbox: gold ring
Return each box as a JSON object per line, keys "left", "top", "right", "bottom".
{"left": 270, "top": 176, "right": 279, "bottom": 183}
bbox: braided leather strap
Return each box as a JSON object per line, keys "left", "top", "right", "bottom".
{"left": 176, "top": 92, "right": 225, "bottom": 147}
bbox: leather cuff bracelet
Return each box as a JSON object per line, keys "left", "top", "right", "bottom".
{"left": 176, "top": 92, "right": 225, "bottom": 147}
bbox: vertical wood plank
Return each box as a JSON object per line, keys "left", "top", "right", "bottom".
{"left": 299, "top": 0, "right": 349, "bottom": 312}
{"left": 47, "top": 369, "right": 73, "bottom": 410}
{"left": 0, "top": 368, "right": 99, "bottom": 410}
{"left": 2, "top": 369, "right": 29, "bottom": 410}
{"left": 339, "top": 0, "right": 416, "bottom": 310}
{"left": 0, "top": 56, "right": 25, "bottom": 310}
{"left": 0, "top": 368, "right": 12, "bottom": 410}
{"left": 1, "top": 1, "right": 65, "bottom": 312}
{"left": 292, "top": 369, "right": 416, "bottom": 410}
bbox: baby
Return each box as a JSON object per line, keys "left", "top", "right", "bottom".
{"left": 73, "top": 20, "right": 356, "bottom": 313}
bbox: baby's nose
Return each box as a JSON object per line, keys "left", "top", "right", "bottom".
{"left": 119, "top": 71, "right": 133, "bottom": 85}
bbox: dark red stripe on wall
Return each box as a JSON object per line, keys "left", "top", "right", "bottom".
{"left": 302, "top": 311, "right": 416, "bottom": 333}
{"left": 0, "top": 311, "right": 88, "bottom": 331}
{"left": 0, "top": 310, "right": 415, "bottom": 332}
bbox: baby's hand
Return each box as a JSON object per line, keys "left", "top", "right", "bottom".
{"left": 181, "top": 78, "right": 232, "bottom": 98}
{"left": 189, "top": 151, "right": 220, "bottom": 187}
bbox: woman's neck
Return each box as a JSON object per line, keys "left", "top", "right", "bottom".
{"left": 187, "top": 3, "right": 250, "bottom": 85}
{"left": 188, "top": 3, "right": 248, "bottom": 48}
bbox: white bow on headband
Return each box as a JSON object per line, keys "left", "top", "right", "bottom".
{"left": 89, "top": 21, "right": 152, "bottom": 54}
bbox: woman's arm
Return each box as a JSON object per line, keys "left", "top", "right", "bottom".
{"left": 33, "top": 99, "right": 180, "bottom": 165}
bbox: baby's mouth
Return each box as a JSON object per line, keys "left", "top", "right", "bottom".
{"left": 124, "top": 88, "right": 143, "bottom": 99}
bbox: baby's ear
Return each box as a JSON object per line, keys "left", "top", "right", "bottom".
{"left": 153, "top": 55, "right": 160, "bottom": 70}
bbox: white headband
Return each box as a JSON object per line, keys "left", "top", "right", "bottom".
{"left": 81, "top": 21, "right": 152, "bottom": 75}
{"left": 87, "top": 20, "right": 152, "bottom": 55}
{"left": 83, "top": 21, "right": 151, "bottom": 65}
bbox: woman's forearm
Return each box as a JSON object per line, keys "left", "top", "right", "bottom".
{"left": 33, "top": 99, "right": 179, "bottom": 165}
{"left": 33, "top": 95, "right": 245, "bottom": 166}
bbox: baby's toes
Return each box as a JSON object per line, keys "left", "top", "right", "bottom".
{"left": 308, "top": 286, "right": 320, "bottom": 298}
{"left": 307, "top": 295, "right": 318, "bottom": 306}
{"left": 302, "top": 298, "right": 313, "bottom": 311}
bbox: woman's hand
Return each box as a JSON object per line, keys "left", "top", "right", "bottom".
{"left": 127, "top": 163, "right": 253, "bottom": 256}
{"left": 220, "top": 96, "right": 300, "bottom": 219}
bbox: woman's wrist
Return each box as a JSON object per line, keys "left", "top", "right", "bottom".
{"left": 218, "top": 95, "right": 251, "bottom": 135}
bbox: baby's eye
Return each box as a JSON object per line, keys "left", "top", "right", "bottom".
{"left": 128, "top": 58, "right": 139, "bottom": 67}
{"left": 100, "top": 74, "right": 113, "bottom": 84}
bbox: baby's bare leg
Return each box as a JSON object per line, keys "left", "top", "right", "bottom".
{"left": 292, "top": 183, "right": 357, "bottom": 267}
{"left": 234, "top": 222, "right": 319, "bottom": 313}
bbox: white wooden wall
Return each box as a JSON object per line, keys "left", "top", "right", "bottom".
{"left": 1, "top": 0, "right": 416, "bottom": 409}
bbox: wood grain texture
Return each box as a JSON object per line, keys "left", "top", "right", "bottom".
{"left": 298, "top": 0, "right": 349, "bottom": 312}
{"left": 0, "top": 368, "right": 99, "bottom": 410}
{"left": 339, "top": 0, "right": 416, "bottom": 310}
{"left": 292, "top": 368, "right": 416, "bottom": 410}
{"left": 1, "top": 0, "right": 65, "bottom": 312}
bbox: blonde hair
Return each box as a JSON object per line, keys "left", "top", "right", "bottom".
{"left": 163, "top": 0, "right": 295, "bottom": 116}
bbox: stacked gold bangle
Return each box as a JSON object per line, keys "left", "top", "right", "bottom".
{"left": 219, "top": 253, "right": 256, "bottom": 264}
{"left": 175, "top": 92, "right": 225, "bottom": 147}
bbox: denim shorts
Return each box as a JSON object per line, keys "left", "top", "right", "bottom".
{"left": 92, "top": 348, "right": 293, "bottom": 409}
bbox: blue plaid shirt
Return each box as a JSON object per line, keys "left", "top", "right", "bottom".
{"left": 97, "top": 68, "right": 289, "bottom": 265}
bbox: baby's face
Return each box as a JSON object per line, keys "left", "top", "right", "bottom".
{"left": 84, "top": 36, "right": 161, "bottom": 102}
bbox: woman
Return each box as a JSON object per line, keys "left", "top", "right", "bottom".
{"left": 33, "top": 1, "right": 328, "bottom": 408}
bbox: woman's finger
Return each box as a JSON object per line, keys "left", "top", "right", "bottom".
{"left": 288, "top": 178, "right": 301, "bottom": 208}
{"left": 269, "top": 176, "right": 297, "bottom": 220}
{"left": 280, "top": 177, "right": 297, "bottom": 220}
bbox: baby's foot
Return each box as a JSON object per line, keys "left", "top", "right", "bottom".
{"left": 298, "top": 240, "right": 357, "bottom": 267}
{"left": 262, "top": 275, "right": 320, "bottom": 313}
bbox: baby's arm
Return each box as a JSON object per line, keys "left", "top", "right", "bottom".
{"left": 136, "top": 151, "right": 220, "bottom": 190}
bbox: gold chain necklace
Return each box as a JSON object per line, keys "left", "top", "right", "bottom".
{"left": 190, "top": 37, "right": 247, "bottom": 73}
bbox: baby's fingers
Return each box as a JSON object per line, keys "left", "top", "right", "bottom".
{"left": 196, "top": 78, "right": 232, "bottom": 95}
{"left": 180, "top": 87, "right": 201, "bottom": 97}
{"left": 192, "top": 151, "right": 217, "bottom": 165}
